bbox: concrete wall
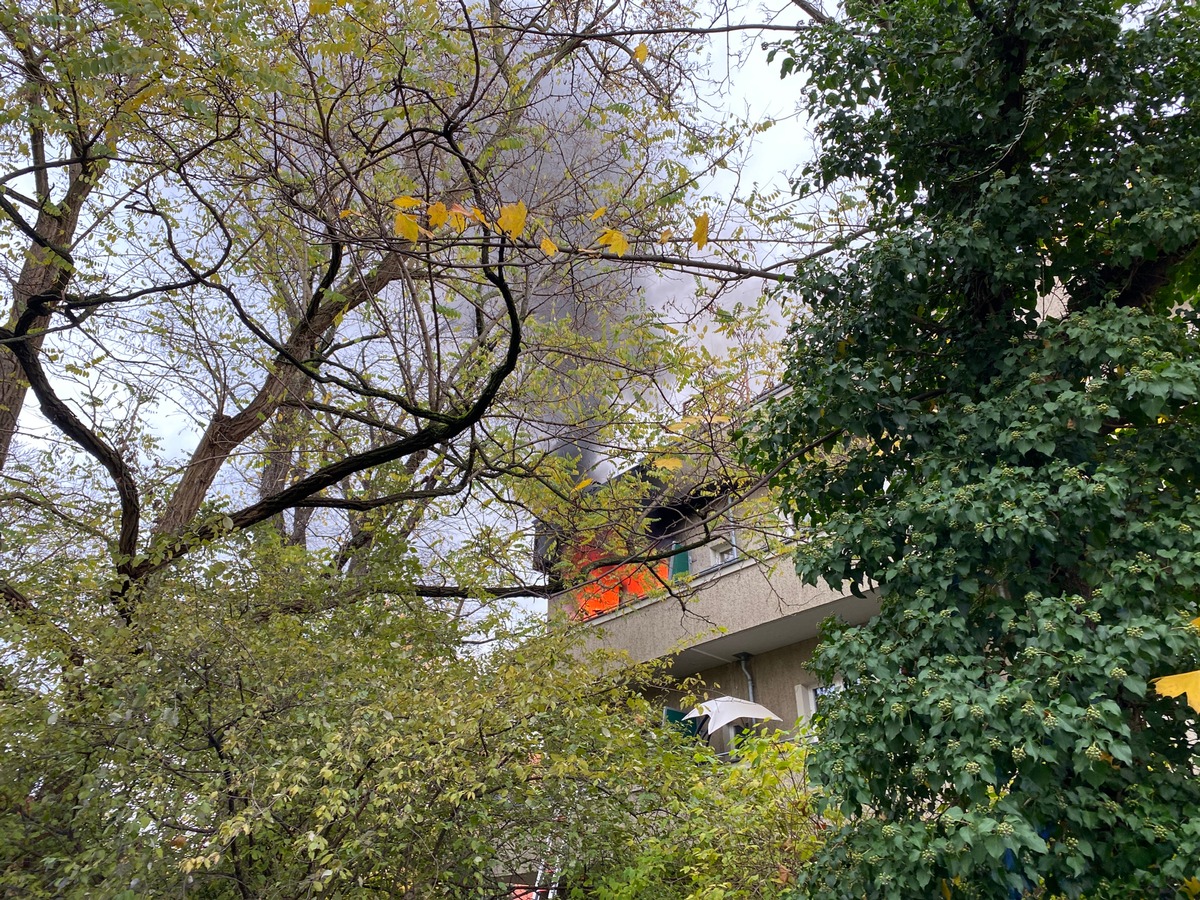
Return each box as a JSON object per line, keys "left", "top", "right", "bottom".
{"left": 648, "top": 636, "right": 821, "bottom": 724}
{"left": 565, "top": 553, "right": 877, "bottom": 678}
{"left": 550, "top": 549, "right": 879, "bottom": 749}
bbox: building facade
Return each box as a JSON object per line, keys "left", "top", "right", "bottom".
{"left": 547, "top": 491, "right": 879, "bottom": 742}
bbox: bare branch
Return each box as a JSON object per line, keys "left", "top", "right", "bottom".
{"left": 790, "top": 0, "right": 833, "bottom": 26}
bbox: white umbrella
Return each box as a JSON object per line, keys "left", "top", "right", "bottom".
{"left": 682, "top": 696, "right": 780, "bottom": 735}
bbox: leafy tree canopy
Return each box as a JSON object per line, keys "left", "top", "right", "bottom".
{"left": 0, "top": 536, "right": 821, "bottom": 897}
{"left": 0, "top": 0, "right": 821, "bottom": 612}
{"left": 0, "top": 0, "right": 827, "bottom": 894}
{"left": 750, "top": 0, "right": 1200, "bottom": 895}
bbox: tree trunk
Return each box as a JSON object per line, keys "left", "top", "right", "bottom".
{"left": 0, "top": 162, "right": 97, "bottom": 470}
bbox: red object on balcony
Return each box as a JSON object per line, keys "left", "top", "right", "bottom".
{"left": 573, "top": 557, "right": 668, "bottom": 620}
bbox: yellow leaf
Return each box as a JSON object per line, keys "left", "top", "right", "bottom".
{"left": 427, "top": 202, "right": 448, "bottom": 229}
{"left": 393, "top": 211, "right": 419, "bottom": 242}
{"left": 1182, "top": 877, "right": 1200, "bottom": 898}
{"left": 691, "top": 213, "right": 710, "bottom": 251}
{"left": 1192, "top": 616, "right": 1200, "bottom": 629}
{"left": 574, "top": 477, "right": 593, "bottom": 491}
{"left": 309, "top": 0, "right": 332, "bottom": 13}
{"left": 589, "top": 206, "right": 607, "bottom": 221}
{"left": 540, "top": 236, "right": 559, "bottom": 257}
{"left": 633, "top": 42, "right": 649, "bottom": 64}
{"left": 391, "top": 196, "right": 423, "bottom": 210}
{"left": 497, "top": 200, "right": 528, "bottom": 238}
{"left": 597, "top": 228, "right": 630, "bottom": 257}
{"left": 469, "top": 206, "right": 488, "bottom": 225}
{"left": 338, "top": 209, "right": 359, "bottom": 219}
{"left": 652, "top": 456, "right": 684, "bottom": 471}
{"left": 658, "top": 228, "right": 673, "bottom": 243}
{"left": 447, "top": 204, "right": 470, "bottom": 233}
{"left": 1153, "top": 669, "right": 1200, "bottom": 712}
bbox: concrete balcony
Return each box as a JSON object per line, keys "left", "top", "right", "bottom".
{"left": 552, "top": 553, "right": 879, "bottom": 725}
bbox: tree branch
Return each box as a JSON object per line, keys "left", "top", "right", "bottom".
{"left": 789, "top": 0, "right": 833, "bottom": 26}
{"left": 0, "top": 322, "right": 141, "bottom": 580}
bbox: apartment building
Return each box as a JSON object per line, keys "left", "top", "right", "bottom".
{"left": 544, "top": 480, "right": 879, "bottom": 745}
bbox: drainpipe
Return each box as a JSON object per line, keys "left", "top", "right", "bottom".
{"left": 734, "top": 652, "right": 755, "bottom": 703}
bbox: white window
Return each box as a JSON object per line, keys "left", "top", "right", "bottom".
{"left": 795, "top": 677, "right": 844, "bottom": 725}
{"left": 710, "top": 532, "right": 738, "bottom": 567}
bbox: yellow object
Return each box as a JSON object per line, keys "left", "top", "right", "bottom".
{"left": 691, "top": 213, "right": 710, "bottom": 251}
{"left": 393, "top": 211, "right": 419, "bottom": 242}
{"left": 497, "top": 201, "right": 528, "bottom": 238}
{"left": 597, "top": 228, "right": 630, "bottom": 257}
{"left": 1152, "top": 670, "right": 1200, "bottom": 712}
{"left": 427, "top": 201, "right": 448, "bottom": 229}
